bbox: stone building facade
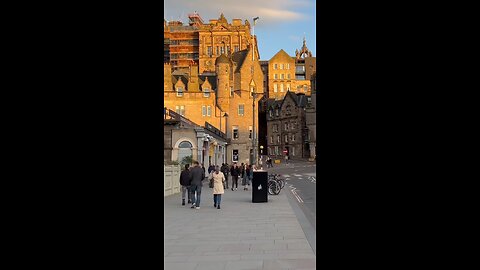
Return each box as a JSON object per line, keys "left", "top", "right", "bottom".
{"left": 164, "top": 48, "right": 264, "bottom": 165}
{"left": 305, "top": 72, "right": 317, "bottom": 159}
{"left": 265, "top": 91, "right": 309, "bottom": 160}
{"left": 164, "top": 13, "right": 257, "bottom": 74}
{"left": 164, "top": 110, "right": 228, "bottom": 168}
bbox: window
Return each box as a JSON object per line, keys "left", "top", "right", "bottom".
{"left": 280, "top": 64, "right": 284, "bottom": 69}
{"left": 203, "top": 88, "right": 210, "bottom": 97}
{"left": 275, "top": 109, "right": 279, "bottom": 116}
{"left": 207, "top": 46, "right": 212, "bottom": 56}
{"left": 292, "top": 146, "right": 295, "bottom": 156}
{"left": 207, "top": 106, "right": 211, "bottom": 116}
{"left": 286, "top": 63, "right": 290, "bottom": 69}
{"left": 270, "top": 136, "right": 273, "bottom": 144}
{"left": 250, "top": 86, "right": 254, "bottom": 97}
{"left": 281, "top": 74, "right": 284, "bottom": 79}
{"left": 292, "top": 134, "right": 296, "bottom": 142}
{"left": 249, "top": 126, "right": 253, "bottom": 139}
{"left": 274, "top": 74, "right": 278, "bottom": 79}
{"left": 291, "top": 122, "right": 296, "bottom": 130}
{"left": 277, "top": 135, "right": 280, "bottom": 143}
{"left": 220, "top": 46, "right": 225, "bottom": 54}
{"left": 285, "top": 122, "right": 289, "bottom": 130}
{"left": 230, "top": 86, "right": 234, "bottom": 97}
{"left": 273, "top": 84, "right": 278, "bottom": 93}
{"left": 275, "top": 146, "right": 279, "bottom": 155}
{"left": 304, "top": 85, "right": 308, "bottom": 92}
{"left": 287, "top": 74, "right": 291, "bottom": 79}
{"left": 280, "top": 84, "right": 284, "bottom": 92}
{"left": 233, "top": 149, "right": 239, "bottom": 162}
{"left": 285, "top": 134, "right": 288, "bottom": 142}
{"left": 273, "top": 124, "right": 278, "bottom": 132}
{"left": 202, "top": 106, "right": 206, "bottom": 116}
{"left": 216, "top": 46, "right": 220, "bottom": 55}
{"left": 307, "top": 97, "right": 312, "bottom": 104}
{"left": 234, "top": 45, "right": 239, "bottom": 52}
{"left": 176, "top": 87, "right": 183, "bottom": 97}
{"left": 226, "top": 46, "right": 230, "bottom": 53}
{"left": 287, "top": 83, "right": 291, "bottom": 91}
{"left": 285, "top": 105, "right": 291, "bottom": 115}
{"left": 175, "top": 105, "right": 185, "bottom": 116}
{"left": 238, "top": 104, "right": 244, "bottom": 116}
{"left": 269, "top": 110, "right": 273, "bottom": 117}
{"left": 274, "top": 64, "right": 278, "bottom": 70}
{"left": 233, "top": 126, "right": 239, "bottom": 140}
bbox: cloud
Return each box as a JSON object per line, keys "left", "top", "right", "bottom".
{"left": 164, "top": 0, "right": 313, "bottom": 24}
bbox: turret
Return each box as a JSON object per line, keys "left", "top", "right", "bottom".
{"left": 188, "top": 63, "right": 200, "bottom": 91}
{"left": 164, "top": 63, "right": 172, "bottom": 91}
{"left": 215, "top": 54, "right": 231, "bottom": 112}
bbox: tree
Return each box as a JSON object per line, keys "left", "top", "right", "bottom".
{"left": 181, "top": 155, "right": 193, "bottom": 165}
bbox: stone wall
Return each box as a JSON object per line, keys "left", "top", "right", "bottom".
{"left": 164, "top": 165, "right": 181, "bottom": 197}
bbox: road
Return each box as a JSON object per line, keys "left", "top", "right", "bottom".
{"left": 264, "top": 160, "right": 316, "bottom": 231}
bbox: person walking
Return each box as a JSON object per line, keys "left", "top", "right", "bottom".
{"left": 241, "top": 163, "right": 248, "bottom": 190}
{"left": 201, "top": 164, "right": 207, "bottom": 180}
{"left": 189, "top": 161, "right": 205, "bottom": 209}
{"left": 210, "top": 165, "right": 225, "bottom": 209}
{"left": 230, "top": 163, "right": 239, "bottom": 191}
{"left": 221, "top": 163, "right": 229, "bottom": 189}
{"left": 179, "top": 164, "right": 191, "bottom": 205}
{"left": 243, "top": 164, "right": 253, "bottom": 191}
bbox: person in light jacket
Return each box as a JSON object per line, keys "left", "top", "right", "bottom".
{"left": 210, "top": 165, "right": 225, "bottom": 209}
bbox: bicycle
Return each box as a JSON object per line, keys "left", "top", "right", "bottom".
{"left": 268, "top": 174, "right": 286, "bottom": 190}
{"left": 267, "top": 179, "right": 281, "bottom": 195}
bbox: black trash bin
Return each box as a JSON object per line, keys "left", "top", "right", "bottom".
{"left": 252, "top": 171, "right": 268, "bottom": 203}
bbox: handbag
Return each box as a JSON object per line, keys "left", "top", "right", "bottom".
{"left": 209, "top": 179, "right": 214, "bottom": 188}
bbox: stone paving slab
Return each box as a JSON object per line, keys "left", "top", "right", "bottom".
{"left": 164, "top": 181, "right": 316, "bottom": 270}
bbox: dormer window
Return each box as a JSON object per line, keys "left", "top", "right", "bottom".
{"left": 285, "top": 105, "right": 291, "bottom": 115}
{"left": 203, "top": 88, "right": 210, "bottom": 98}
{"left": 176, "top": 87, "right": 184, "bottom": 97}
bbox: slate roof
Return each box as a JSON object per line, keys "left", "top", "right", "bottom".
{"left": 231, "top": 49, "right": 249, "bottom": 73}
{"left": 199, "top": 75, "right": 217, "bottom": 92}
{"left": 215, "top": 54, "right": 230, "bottom": 65}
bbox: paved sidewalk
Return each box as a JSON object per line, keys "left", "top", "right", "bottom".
{"left": 164, "top": 181, "right": 316, "bottom": 270}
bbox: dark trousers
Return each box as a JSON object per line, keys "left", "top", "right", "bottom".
{"left": 232, "top": 176, "right": 238, "bottom": 189}
{"left": 190, "top": 184, "right": 202, "bottom": 207}
{"left": 213, "top": 194, "right": 222, "bottom": 205}
{"left": 224, "top": 175, "right": 229, "bottom": 188}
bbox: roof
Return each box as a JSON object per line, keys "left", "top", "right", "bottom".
{"left": 215, "top": 54, "right": 230, "bottom": 65}
{"left": 231, "top": 49, "right": 249, "bottom": 73}
{"left": 172, "top": 75, "right": 188, "bottom": 89}
{"left": 199, "top": 75, "right": 217, "bottom": 92}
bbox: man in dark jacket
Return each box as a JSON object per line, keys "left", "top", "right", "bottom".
{"left": 230, "top": 163, "right": 240, "bottom": 191}
{"left": 179, "top": 164, "right": 191, "bottom": 206}
{"left": 189, "top": 161, "right": 205, "bottom": 209}
{"left": 221, "top": 163, "right": 229, "bottom": 189}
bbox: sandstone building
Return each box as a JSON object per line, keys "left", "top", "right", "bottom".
{"left": 164, "top": 13, "right": 257, "bottom": 74}
{"left": 164, "top": 14, "right": 264, "bottom": 165}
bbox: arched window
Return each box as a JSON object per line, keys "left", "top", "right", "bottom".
{"left": 178, "top": 141, "right": 193, "bottom": 163}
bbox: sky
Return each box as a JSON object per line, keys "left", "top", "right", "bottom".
{"left": 164, "top": 0, "right": 316, "bottom": 61}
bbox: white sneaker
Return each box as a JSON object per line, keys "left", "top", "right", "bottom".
{"left": 195, "top": 207, "right": 200, "bottom": 209}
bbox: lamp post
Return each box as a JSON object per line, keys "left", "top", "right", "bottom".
{"left": 221, "top": 112, "right": 228, "bottom": 135}
{"left": 252, "top": 16, "right": 259, "bottom": 166}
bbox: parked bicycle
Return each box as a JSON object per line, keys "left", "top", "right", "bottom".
{"left": 267, "top": 174, "right": 285, "bottom": 195}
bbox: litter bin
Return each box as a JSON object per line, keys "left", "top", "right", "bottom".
{"left": 252, "top": 171, "right": 268, "bottom": 203}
